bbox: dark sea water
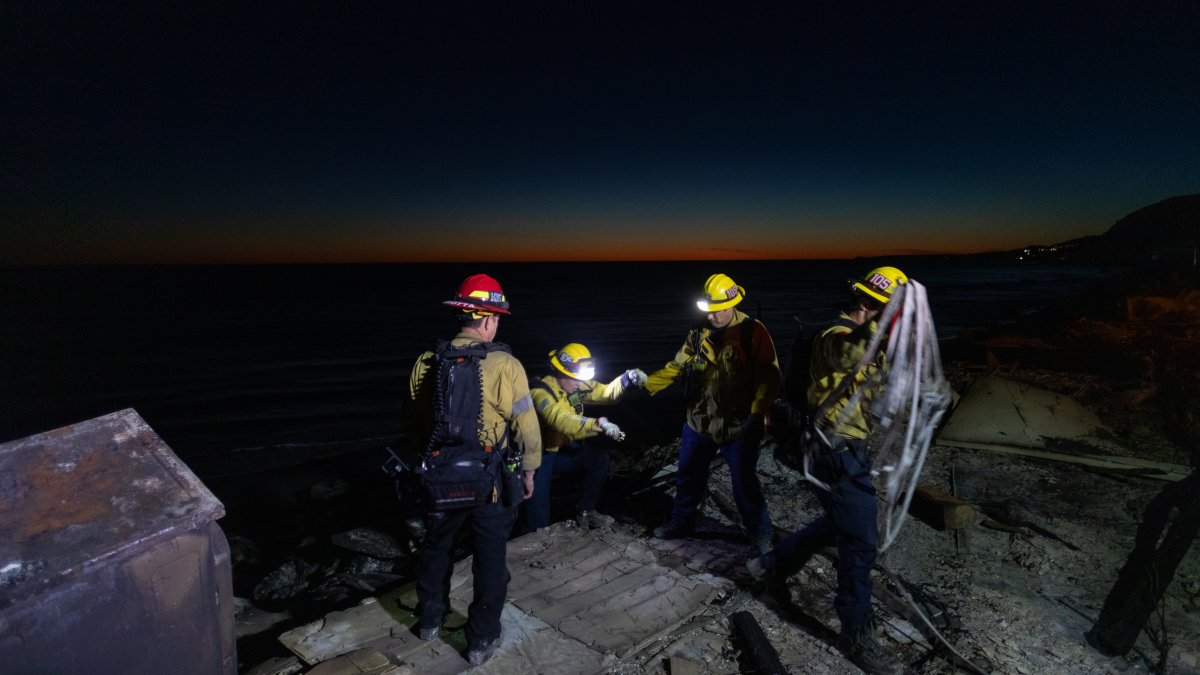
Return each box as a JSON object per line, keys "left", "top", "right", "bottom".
{"left": 1, "top": 259, "right": 1117, "bottom": 485}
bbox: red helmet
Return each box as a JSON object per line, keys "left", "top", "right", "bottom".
{"left": 443, "top": 274, "right": 511, "bottom": 315}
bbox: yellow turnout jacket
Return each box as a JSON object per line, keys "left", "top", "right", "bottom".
{"left": 406, "top": 333, "right": 543, "bottom": 470}
{"left": 530, "top": 374, "right": 628, "bottom": 453}
{"left": 644, "top": 310, "right": 780, "bottom": 444}
{"left": 807, "top": 313, "right": 884, "bottom": 441}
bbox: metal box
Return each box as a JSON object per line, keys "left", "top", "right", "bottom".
{"left": 0, "top": 409, "right": 235, "bottom": 674}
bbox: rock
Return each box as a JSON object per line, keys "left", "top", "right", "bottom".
{"left": 253, "top": 556, "right": 324, "bottom": 605}
{"left": 330, "top": 528, "right": 406, "bottom": 559}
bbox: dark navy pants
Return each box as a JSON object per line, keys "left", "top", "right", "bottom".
{"left": 523, "top": 442, "right": 611, "bottom": 531}
{"left": 416, "top": 500, "right": 517, "bottom": 650}
{"left": 668, "top": 423, "right": 772, "bottom": 541}
{"left": 763, "top": 436, "right": 877, "bottom": 630}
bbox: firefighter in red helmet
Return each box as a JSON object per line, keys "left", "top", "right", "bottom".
{"left": 405, "top": 273, "right": 541, "bottom": 667}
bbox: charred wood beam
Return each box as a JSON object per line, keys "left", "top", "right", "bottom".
{"left": 938, "top": 441, "right": 1190, "bottom": 482}
{"left": 1087, "top": 469, "right": 1200, "bottom": 656}
{"left": 731, "top": 610, "right": 788, "bottom": 675}
{"left": 908, "top": 485, "right": 977, "bottom": 531}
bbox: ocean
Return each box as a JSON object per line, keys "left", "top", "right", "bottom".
{"left": 1, "top": 258, "right": 1117, "bottom": 485}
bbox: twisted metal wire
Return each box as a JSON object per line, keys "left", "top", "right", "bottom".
{"left": 801, "top": 281, "right": 953, "bottom": 553}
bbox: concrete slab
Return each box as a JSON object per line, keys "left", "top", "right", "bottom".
{"left": 937, "top": 376, "right": 1190, "bottom": 480}
{"left": 938, "top": 375, "right": 1123, "bottom": 453}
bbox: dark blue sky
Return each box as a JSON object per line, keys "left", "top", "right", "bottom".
{"left": 3, "top": 3, "right": 1197, "bottom": 263}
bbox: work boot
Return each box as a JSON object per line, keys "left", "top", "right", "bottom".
{"left": 746, "top": 556, "right": 792, "bottom": 604}
{"left": 746, "top": 555, "right": 768, "bottom": 581}
{"left": 466, "top": 637, "right": 499, "bottom": 666}
{"left": 576, "top": 510, "right": 615, "bottom": 529}
{"left": 835, "top": 623, "right": 903, "bottom": 674}
{"left": 417, "top": 625, "right": 439, "bottom": 641}
{"left": 652, "top": 520, "right": 694, "bottom": 540}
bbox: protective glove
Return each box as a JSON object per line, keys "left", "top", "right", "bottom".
{"left": 620, "top": 368, "right": 648, "bottom": 389}
{"left": 597, "top": 417, "right": 626, "bottom": 442}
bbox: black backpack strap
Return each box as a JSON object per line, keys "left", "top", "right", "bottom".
{"left": 831, "top": 316, "right": 859, "bottom": 331}
{"left": 438, "top": 341, "right": 489, "bottom": 361}
{"left": 485, "top": 341, "right": 512, "bottom": 355}
{"left": 530, "top": 379, "right": 555, "bottom": 397}
{"left": 686, "top": 321, "right": 707, "bottom": 357}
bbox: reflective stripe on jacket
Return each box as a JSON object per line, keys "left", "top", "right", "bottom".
{"left": 530, "top": 373, "right": 627, "bottom": 453}
{"left": 407, "top": 332, "right": 543, "bottom": 470}
{"left": 807, "top": 313, "right": 884, "bottom": 441}
{"left": 645, "top": 309, "right": 780, "bottom": 444}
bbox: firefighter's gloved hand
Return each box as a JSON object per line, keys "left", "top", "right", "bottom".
{"left": 620, "top": 368, "right": 648, "bottom": 389}
{"left": 598, "top": 417, "right": 626, "bottom": 441}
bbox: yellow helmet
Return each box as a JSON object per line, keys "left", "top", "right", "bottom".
{"left": 549, "top": 343, "right": 595, "bottom": 380}
{"left": 696, "top": 273, "right": 745, "bottom": 312}
{"left": 852, "top": 266, "right": 908, "bottom": 304}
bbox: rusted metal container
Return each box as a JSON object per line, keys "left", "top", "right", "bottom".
{"left": 0, "top": 409, "right": 235, "bottom": 674}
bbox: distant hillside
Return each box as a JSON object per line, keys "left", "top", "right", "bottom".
{"left": 1103, "top": 195, "right": 1200, "bottom": 245}
{"left": 1019, "top": 195, "right": 1199, "bottom": 264}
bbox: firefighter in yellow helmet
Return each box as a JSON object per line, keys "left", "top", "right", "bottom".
{"left": 404, "top": 273, "right": 542, "bottom": 666}
{"left": 523, "top": 342, "right": 647, "bottom": 532}
{"left": 643, "top": 273, "right": 781, "bottom": 554}
{"left": 748, "top": 265, "right": 908, "bottom": 675}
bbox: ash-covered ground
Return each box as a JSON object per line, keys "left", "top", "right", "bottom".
{"left": 233, "top": 268, "right": 1200, "bottom": 674}
{"left": 634, "top": 429, "right": 1199, "bottom": 674}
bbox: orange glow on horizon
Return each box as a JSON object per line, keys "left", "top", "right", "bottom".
{"left": 2, "top": 211, "right": 1082, "bottom": 265}
{"left": 1, "top": 237, "right": 1032, "bottom": 265}
{"left": 106, "top": 240, "right": 1009, "bottom": 265}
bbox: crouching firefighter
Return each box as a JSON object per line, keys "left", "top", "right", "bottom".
{"left": 523, "top": 342, "right": 645, "bottom": 533}
{"left": 403, "top": 274, "right": 542, "bottom": 667}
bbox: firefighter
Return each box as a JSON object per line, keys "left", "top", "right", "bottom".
{"left": 644, "top": 273, "right": 781, "bottom": 554}
{"left": 524, "top": 342, "right": 646, "bottom": 532}
{"left": 405, "top": 274, "right": 542, "bottom": 667}
{"left": 747, "top": 266, "right": 909, "bottom": 675}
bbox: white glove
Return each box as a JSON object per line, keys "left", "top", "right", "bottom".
{"left": 621, "top": 368, "right": 648, "bottom": 388}
{"left": 597, "top": 417, "right": 626, "bottom": 441}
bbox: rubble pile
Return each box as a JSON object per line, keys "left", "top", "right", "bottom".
{"left": 233, "top": 265, "right": 1200, "bottom": 674}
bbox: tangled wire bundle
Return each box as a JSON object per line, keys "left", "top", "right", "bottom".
{"left": 805, "top": 280, "right": 953, "bottom": 554}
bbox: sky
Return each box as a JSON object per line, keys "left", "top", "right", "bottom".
{"left": 2, "top": 3, "right": 1198, "bottom": 264}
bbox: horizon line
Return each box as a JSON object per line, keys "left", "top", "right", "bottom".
{"left": 0, "top": 250, "right": 1031, "bottom": 267}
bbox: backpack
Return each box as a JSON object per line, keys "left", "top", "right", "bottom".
{"left": 418, "top": 339, "right": 517, "bottom": 510}
{"left": 771, "top": 316, "right": 858, "bottom": 471}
